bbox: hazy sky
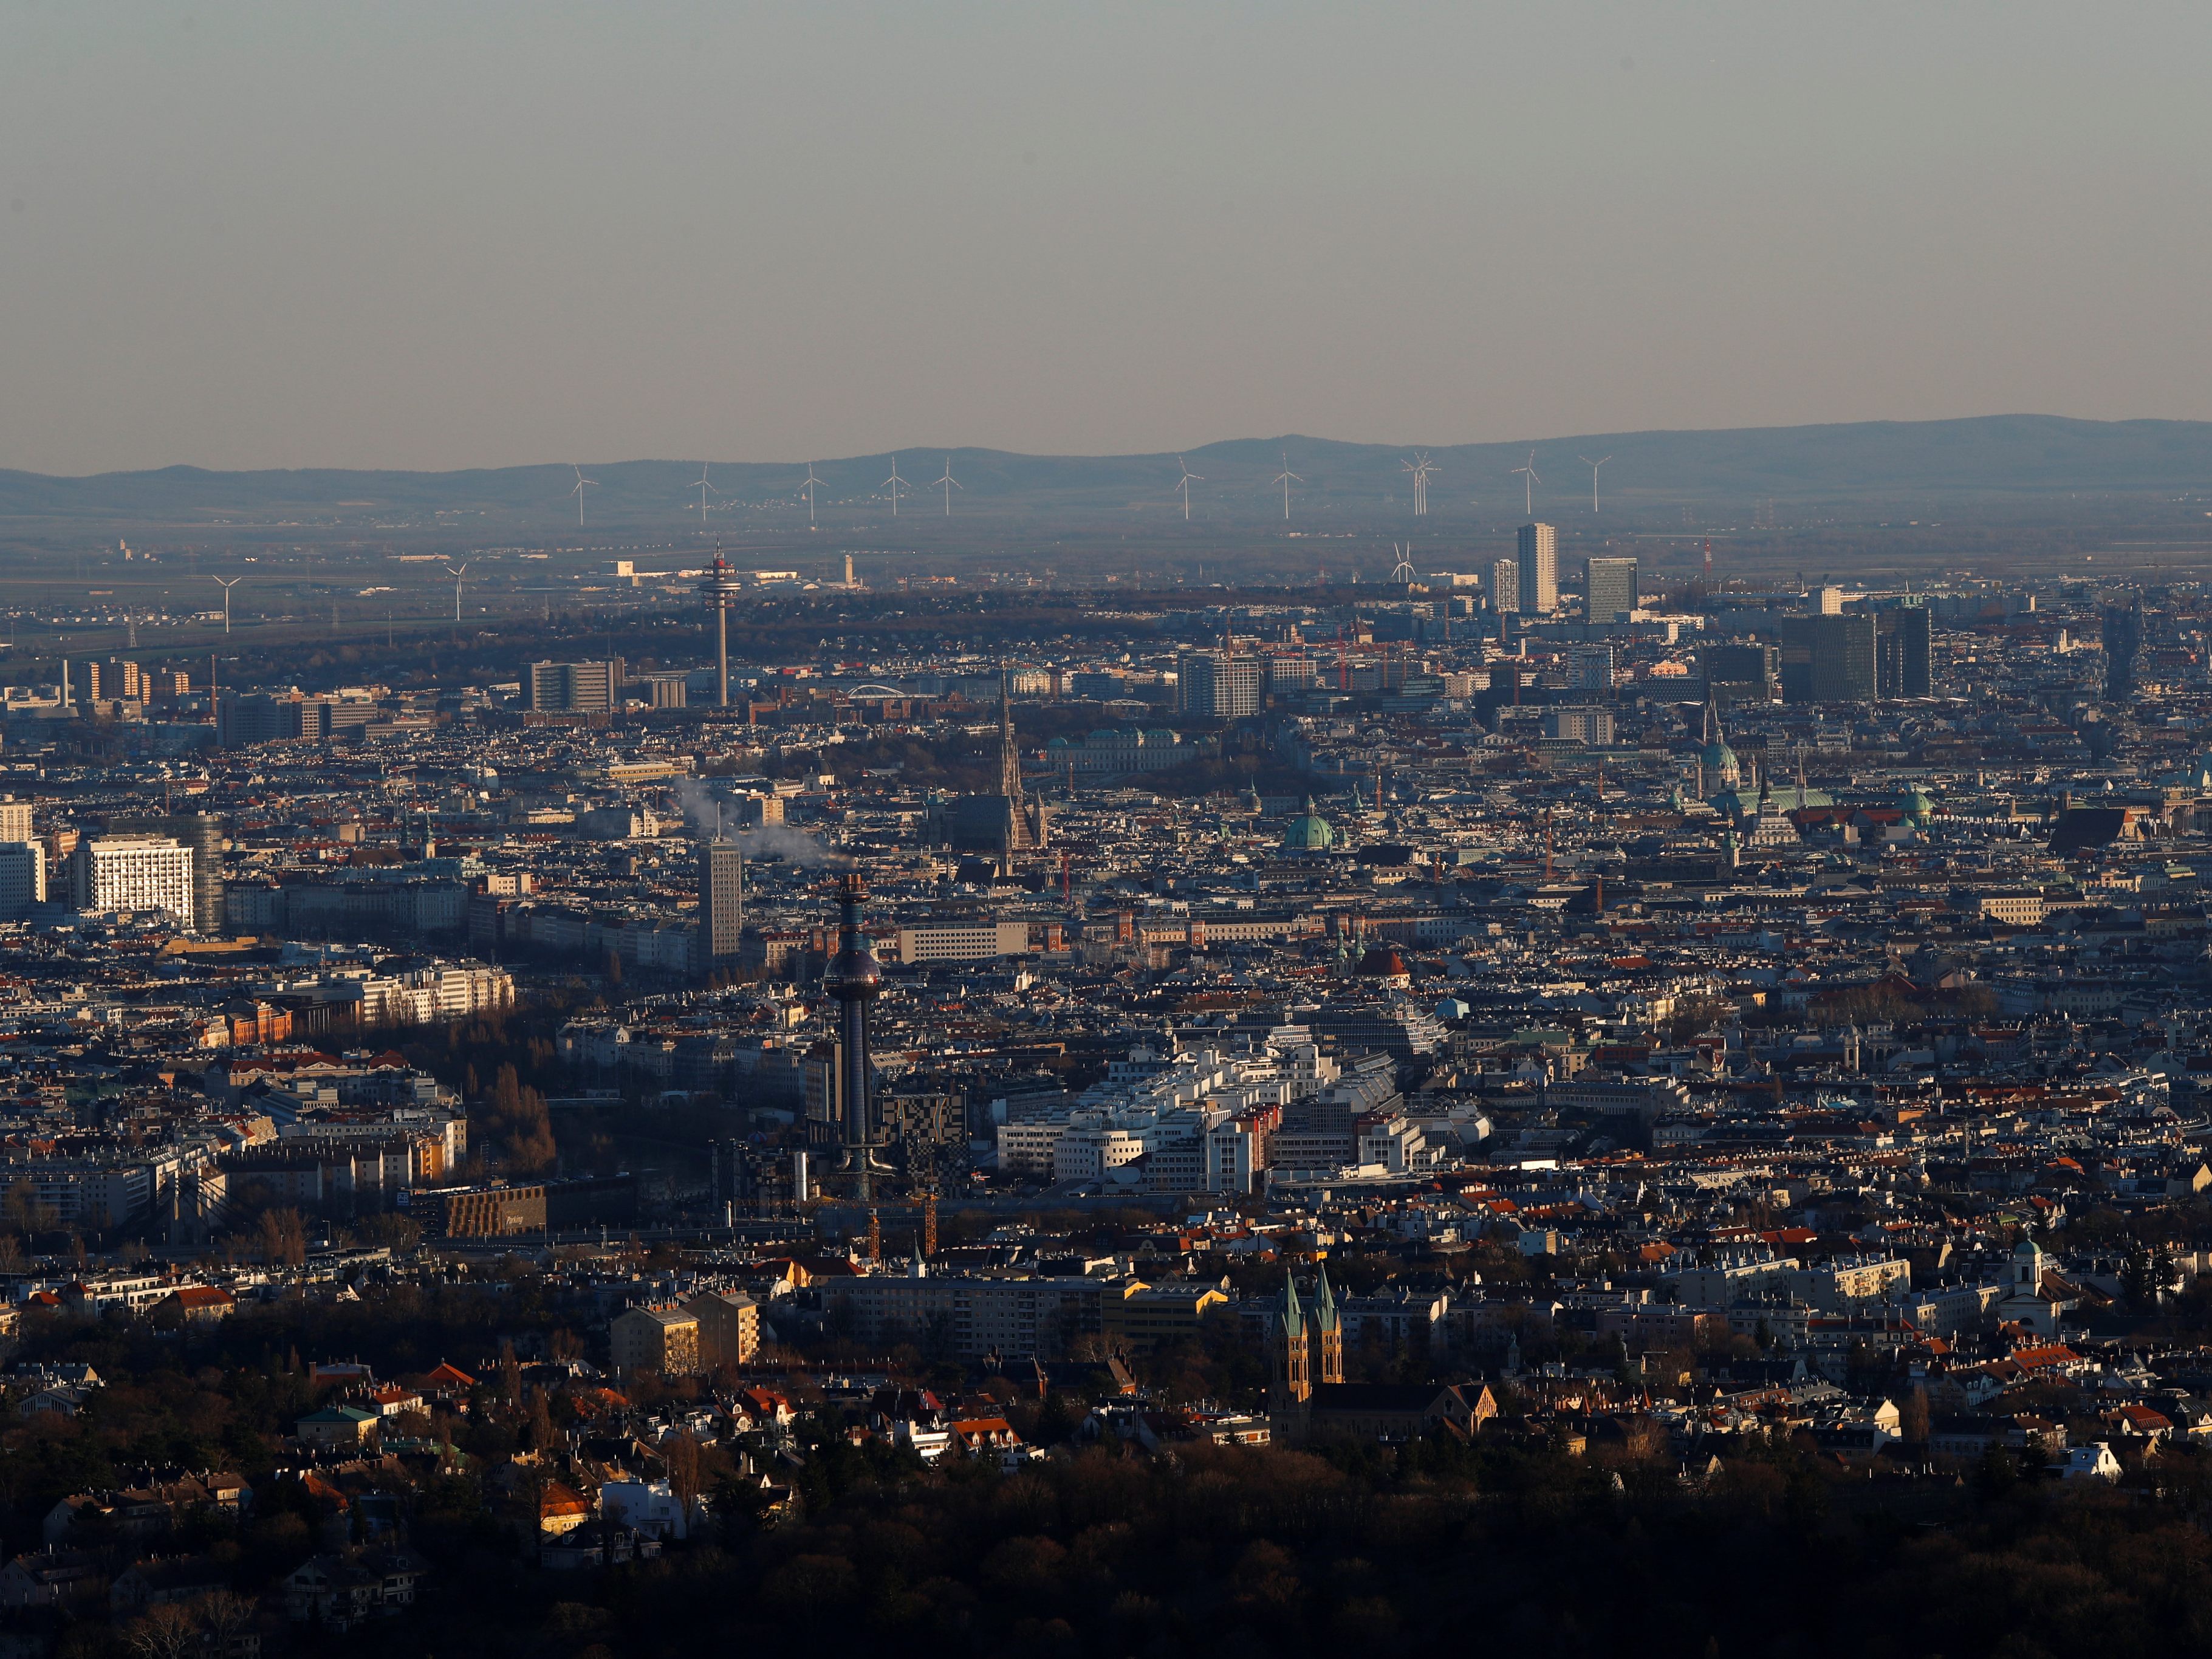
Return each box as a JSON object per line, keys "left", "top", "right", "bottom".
{"left": 3, "top": 2, "right": 2208, "bottom": 474}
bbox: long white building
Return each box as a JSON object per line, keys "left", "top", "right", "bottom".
{"left": 71, "top": 836, "right": 194, "bottom": 928}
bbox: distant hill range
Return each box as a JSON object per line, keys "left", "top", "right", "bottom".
{"left": 3, "top": 416, "right": 2208, "bottom": 531}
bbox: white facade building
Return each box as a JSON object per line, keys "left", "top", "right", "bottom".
{"left": 0, "top": 842, "right": 46, "bottom": 920}
{"left": 71, "top": 836, "right": 194, "bottom": 928}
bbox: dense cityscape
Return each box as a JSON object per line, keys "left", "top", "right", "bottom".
{"left": 10, "top": 2, "right": 2211, "bottom": 1653}
{"left": 0, "top": 518, "right": 2200, "bottom": 1655}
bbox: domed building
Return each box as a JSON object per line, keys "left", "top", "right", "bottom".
{"left": 1893, "top": 784, "right": 1936, "bottom": 829}
{"left": 1281, "top": 796, "right": 1336, "bottom": 854}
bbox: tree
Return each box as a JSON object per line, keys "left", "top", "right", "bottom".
{"left": 123, "top": 1604, "right": 202, "bottom": 1659}
{"left": 665, "top": 1430, "right": 703, "bottom": 1508}
{"left": 256, "top": 1207, "right": 307, "bottom": 1267}
{"left": 2123, "top": 1245, "right": 2159, "bottom": 1310}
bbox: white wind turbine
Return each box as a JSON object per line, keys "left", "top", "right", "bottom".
{"left": 443, "top": 562, "right": 469, "bottom": 623}
{"left": 1578, "top": 454, "right": 1612, "bottom": 514}
{"left": 691, "top": 462, "right": 721, "bottom": 525}
{"left": 567, "top": 464, "right": 598, "bottom": 525}
{"left": 1389, "top": 544, "right": 1417, "bottom": 585}
{"left": 1174, "top": 456, "right": 1203, "bottom": 521}
{"left": 931, "top": 456, "right": 962, "bottom": 516}
{"left": 210, "top": 575, "right": 242, "bottom": 634}
{"left": 1272, "top": 451, "right": 1303, "bottom": 521}
{"left": 1401, "top": 453, "right": 1435, "bottom": 516}
{"left": 882, "top": 456, "right": 909, "bottom": 516}
{"left": 1512, "top": 450, "right": 1541, "bottom": 516}
{"left": 801, "top": 462, "right": 824, "bottom": 530}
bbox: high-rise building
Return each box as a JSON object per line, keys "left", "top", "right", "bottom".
{"left": 1574, "top": 646, "right": 1615, "bottom": 693}
{"left": 2102, "top": 602, "right": 2142, "bottom": 702}
{"left": 1815, "top": 586, "right": 1846, "bottom": 616}
{"left": 107, "top": 813, "right": 227, "bottom": 935}
{"left": 1262, "top": 654, "right": 1317, "bottom": 697}
{"left": 1701, "top": 643, "right": 1781, "bottom": 705}
{"left": 526, "top": 660, "right": 622, "bottom": 715}
{"left": 694, "top": 842, "right": 744, "bottom": 976}
{"left": 1516, "top": 524, "right": 1559, "bottom": 615}
{"left": 1585, "top": 556, "right": 1638, "bottom": 624}
{"left": 1779, "top": 614, "right": 1878, "bottom": 703}
{"left": 84, "top": 662, "right": 146, "bottom": 703}
{"left": 0, "top": 799, "right": 32, "bottom": 844}
{"left": 70, "top": 835, "right": 194, "bottom": 928}
{"left": 1877, "top": 606, "right": 1933, "bottom": 697}
{"left": 0, "top": 842, "right": 45, "bottom": 920}
{"left": 1177, "top": 652, "right": 1263, "bottom": 719}
{"left": 1490, "top": 559, "right": 1521, "bottom": 615}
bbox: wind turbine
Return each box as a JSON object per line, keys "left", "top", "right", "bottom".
{"left": 1389, "top": 544, "right": 1417, "bottom": 586}
{"left": 1174, "top": 456, "right": 1203, "bottom": 521}
{"left": 691, "top": 462, "right": 721, "bottom": 525}
{"left": 1272, "top": 451, "right": 1303, "bottom": 521}
{"left": 1578, "top": 454, "right": 1612, "bottom": 514}
{"left": 882, "top": 456, "right": 909, "bottom": 516}
{"left": 1401, "top": 453, "right": 1435, "bottom": 516}
{"left": 1512, "top": 450, "right": 1541, "bottom": 516}
{"left": 931, "top": 456, "right": 962, "bottom": 516}
{"left": 567, "top": 464, "right": 598, "bottom": 525}
{"left": 210, "top": 576, "right": 241, "bottom": 634}
{"left": 801, "top": 462, "right": 823, "bottom": 530}
{"left": 443, "top": 562, "right": 469, "bottom": 623}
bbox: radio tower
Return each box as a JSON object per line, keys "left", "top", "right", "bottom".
{"left": 826, "top": 871, "right": 890, "bottom": 1202}
{"left": 701, "top": 550, "right": 741, "bottom": 708}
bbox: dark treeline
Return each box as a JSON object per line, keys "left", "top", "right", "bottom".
{"left": 376, "top": 1432, "right": 2212, "bottom": 1659}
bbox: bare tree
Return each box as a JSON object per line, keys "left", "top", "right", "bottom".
{"left": 123, "top": 1603, "right": 202, "bottom": 1659}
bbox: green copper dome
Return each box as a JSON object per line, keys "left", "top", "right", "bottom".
{"left": 1282, "top": 796, "right": 1336, "bottom": 852}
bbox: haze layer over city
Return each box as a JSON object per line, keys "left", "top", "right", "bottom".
{"left": 1, "top": 7, "right": 2210, "bottom": 1659}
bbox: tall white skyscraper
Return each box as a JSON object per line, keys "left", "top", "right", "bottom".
{"left": 0, "top": 842, "right": 44, "bottom": 921}
{"left": 1516, "top": 524, "right": 1559, "bottom": 615}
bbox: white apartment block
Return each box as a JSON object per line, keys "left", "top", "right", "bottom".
{"left": 71, "top": 836, "right": 194, "bottom": 928}
{"left": 0, "top": 841, "right": 46, "bottom": 921}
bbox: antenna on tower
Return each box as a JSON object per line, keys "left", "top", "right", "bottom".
{"left": 1578, "top": 454, "right": 1611, "bottom": 514}
{"left": 567, "top": 464, "right": 598, "bottom": 526}
{"left": 1511, "top": 451, "right": 1541, "bottom": 516}
{"left": 931, "top": 456, "right": 962, "bottom": 516}
{"left": 1272, "top": 450, "right": 1303, "bottom": 521}
{"left": 1174, "top": 456, "right": 1203, "bottom": 521}
{"left": 881, "top": 456, "right": 909, "bottom": 516}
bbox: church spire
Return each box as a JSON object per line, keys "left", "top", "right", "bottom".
{"left": 998, "top": 664, "right": 1022, "bottom": 802}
